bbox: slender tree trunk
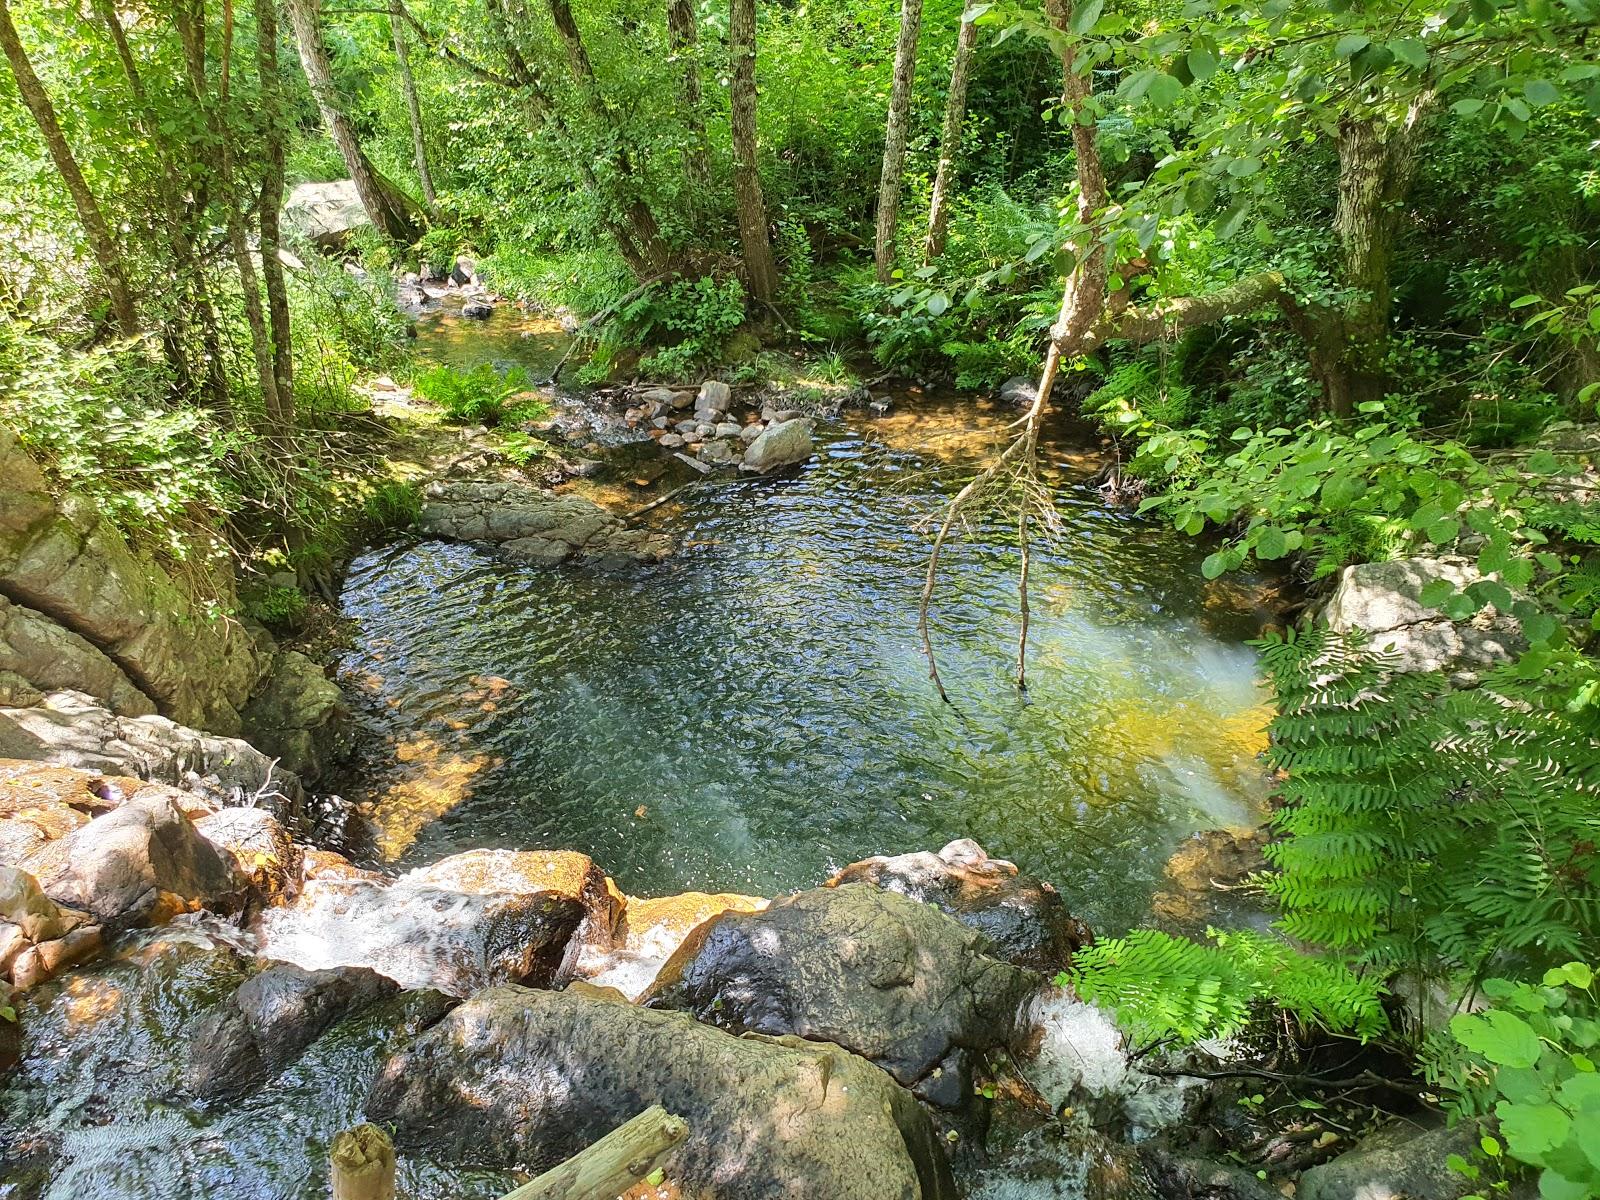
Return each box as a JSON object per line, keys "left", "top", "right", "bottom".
{"left": 922, "top": 15, "right": 977, "bottom": 264}
{"left": 285, "top": 0, "right": 414, "bottom": 240}
{"left": 667, "top": 0, "right": 710, "bottom": 192}
{"left": 873, "top": 0, "right": 923, "bottom": 282}
{"left": 0, "top": 0, "right": 138, "bottom": 333}
{"left": 729, "top": 0, "right": 777, "bottom": 302}
{"left": 389, "top": 0, "right": 437, "bottom": 215}
{"left": 257, "top": 0, "right": 294, "bottom": 419}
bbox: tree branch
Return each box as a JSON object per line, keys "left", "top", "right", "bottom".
{"left": 1090, "top": 269, "right": 1288, "bottom": 348}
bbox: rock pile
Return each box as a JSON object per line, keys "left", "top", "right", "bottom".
{"left": 625, "top": 379, "right": 816, "bottom": 474}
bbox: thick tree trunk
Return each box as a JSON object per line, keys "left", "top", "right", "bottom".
{"left": 257, "top": 0, "right": 294, "bottom": 419}
{"left": 390, "top": 0, "right": 437, "bottom": 214}
{"left": 729, "top": 0, "right": 777, "bottom": 302}
{"left": 0, "top": 0, "right": 138, "bottom": 334}
{"left": 543, "top": 0, "right": 673, "bottom": 276}
{"left": 922, "top": 14, "right": 977, "bottom": 264}
{"left": 286, "top": 0, "right": 414, "bottom": 240}
{"left": 667, "top": 0, "right": 710, "bottom": 192}
{"left": 873, "top": 0, "right": 923, "bottom": 282}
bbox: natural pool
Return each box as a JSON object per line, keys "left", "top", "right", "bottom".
{"left": 337, "top": 389, "right": 1275, "bottom": 933}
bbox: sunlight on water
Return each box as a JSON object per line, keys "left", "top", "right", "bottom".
{"left": 337, "top": 399, "right": 1275, "bottom": 931}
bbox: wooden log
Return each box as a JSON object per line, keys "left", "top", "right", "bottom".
{"left": 503, "top": 1105, "right": 688, "bottom": 1200}
{"left": 330, "top": 1123, "right": 396, "bottom": 1200}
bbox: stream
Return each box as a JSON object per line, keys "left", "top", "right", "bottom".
{"left": 0, "top": 300, "right": 1279, "bottom": 1200}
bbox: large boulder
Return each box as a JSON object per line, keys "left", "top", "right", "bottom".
{"left": 417, "top": 481, "right": 672, "bottom": 566}
{"left": 0, "top": 595, "right": 154, "bottom": 717}
{"left": 253, "top": 850, "right": 587, "bottom": 996}
{"left": 646, "top": 884, "right": 1040, "bottom": 1109}
{"left": 366, "top": 984, "right": 957, "bottom": 1200}
{"left": 581, "top": 889, "right": 768, "bottom": 1000}
{"left": 18, "top": 793, "right": 242, "bottom": 928}
{"left": 741, "top": 417, "right": 814, "bottom": 474}
{"left": 194, "top": 806, "right": 300, "bottom": 906}
{"left": 828, "top": 839, "right": 1092, "bottom": 972}
{"left": 283, "top": 180, "right": 370, "bottom": 249}
{"left": 1319, "top": 556, "right": 1524, "bottom": 679}
{"left": 1297, "top": 1118, "right": 1483, "bottom": 1200}
{"left": 238, "top": 650, "right": 351, "bottom": 783}
{"left": 0, "top": 692, "right": 303, "bottom": 816}
{"left": 183, "top": 963, "right": 405, "bottom": 1101}
{"left": 0, "top": 866, "right": 101, "bottom": 989}
{"left": 0, "top": 425, "right": 268, "bottom": 734}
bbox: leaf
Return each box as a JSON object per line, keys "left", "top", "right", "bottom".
{"left": 1255, "top": 526, "right": 1289, "bottom": 560}
{"left": 1428, "top": 518, "right": 1461, "bottom": 545}
{"left": 1228, "top": 156, "right": 1263, "bottom": 177}
{"left": 1334, "top": 33, "right": 1370, "bottom": 58}
{"left": 1523, "top": 78, "right": 1561, "bottom": 107}
{"left": 1322, "top": 474, "right": 1367, "bottom": 509}
{"left": 1494, "top": 1101, "right": 1570, "bottom": 1156}
{"left": 1523, "top": 612, "right": 1559, "bottom": 645}
{"left": 1201, "top": 551, "right": 1230, "bottom": 579}
{"left": 1188, "top": 48, "right": 1219, "bottom": 80}
{"left": 1453, "top": 97, "right": 1487, "bottom": 115}
{"left": 1389, "top": 37, "right": 1429, "bottom": 69}
{"left": 1451, "top": 1010, "right": 1543, "bottom": 1068}
{"left": 1070, "top": 0, "right": 1104, "bottom": 34}
{"left": 1419, "top": 578, "right": 1457, "bottom": 607}
{"left": 1147, "top": 72, "right": 1185, "bottom": 108}
{"left": 926, "top": 292, "right": 951, "bottom": 317}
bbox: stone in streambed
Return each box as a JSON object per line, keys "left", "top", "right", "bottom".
{"left": 366, "top": 984, "right": 957, "bottom": 1200}
{"left": 741, "top": 417, "right": 814, "bottom": 473}
{"left": 460, "top": 299, "right": 493, "bottom": 319}
{"left": 828, "top": 839, "right": 1092, "bottom": 972}
{"left": 696, "top": 380, "right": 732, "bottom": 414}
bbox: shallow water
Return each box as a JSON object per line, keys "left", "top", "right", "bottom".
{"left": 338, "top": 388, "right": 1275, "bottom": 931}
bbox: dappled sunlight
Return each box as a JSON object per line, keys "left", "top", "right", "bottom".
{"left": 367, "top": 735, "right": 498, "bottom": 862}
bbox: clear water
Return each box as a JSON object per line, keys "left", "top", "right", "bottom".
{"left": 337, "top": 393, "right": 1276, "bottom": 931}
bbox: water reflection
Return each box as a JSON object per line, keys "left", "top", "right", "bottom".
{"left": 337, "top": 399, "right": 1273, "bottom": 931}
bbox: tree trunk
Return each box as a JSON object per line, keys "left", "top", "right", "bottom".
{"left": 922, "top": 14, "right": 977, "bottom": 264}
{"left": 390, "top": 0, "right": 437, "bottom": 215}
{"left": 667, "top": 0, "right": 710, "bottom": 192}
{"left": 257, "top": 0, "right": 294, "bottom": 419}
{"left": 285, "top": 0, "right": 415, "bottom": 240}
{"left": 729, "top": 0, "right": 777, "bottom": 302}
{"left": 0, "top": 0, "right": 138, "bottom": 334}
{"left": 873, "top": 0, "right": 923, "bottom": 282}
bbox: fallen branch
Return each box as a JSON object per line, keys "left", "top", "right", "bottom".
{"left": 501, "top": 1104, "right": 689, "bottom": 1200}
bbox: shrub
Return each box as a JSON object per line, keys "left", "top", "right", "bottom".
{"left": 362, "top": 479, "right": 421, "bottom": 532}
{"left": 242, "top": 583, "right": 308, "bottom": 630}
{"left": 412, "top": 363, "right": 534, "bottom": 425}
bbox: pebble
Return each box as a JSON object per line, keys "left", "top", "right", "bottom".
{"left": 659, "top": 433, "right": 685, "bottom": 448}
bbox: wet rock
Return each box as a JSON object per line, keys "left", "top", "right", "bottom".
{"left": 367, "top": 984, "right": 957, "bottom": 1200}
{"left": 739, "top": 422, "right": 764, "bottom": 444}
{"left": 697, "top": 380, "right": 732, "bottom": 414}
{"left": 20, "top": 793, "right": 242, "bottom": 928}
{"left": 0, "top": 757, "right": 206, "bottom": 865}
{"left": 0, "top": 866, "right": 101, "bottom": 989}
{"left": 0, "top": 692, "right": 303, "bottom": 816}
{"left": 1318, "top": 556, "right": 1524, "bottom": 679}
{"left": 0, "top": 981, "right": 18, "bottom": 1073}
{"left": 405, "top": 848, "right": 621, "bottom": 955}
{"left": 253, "top": 851, "right": 586, "bottom": 996}
{"left": 183, "top": 963, "right": 403, "bottom": 1101}
{"left": 828, "top": 839, "right": 1092, "bottom": 971}
{"left": 580, "top": 889, "right": 767, "bottom": 999}
{"left": 417, "top": 481, "right": 672, "bottom": 566}
{"left": 1000, "top": 376, "right": 1039, "bottom": 407}
{"left": 699, "top": 439, "right": 739, "bottom": 468}
{"left": 195, "top": 807, "right": 299, "bottom": 906}
{"left": 239, "top": 650, "right": 351, "bottom": 783}
{"left": 1298, "top": 1117, "right": 1482, "bottom": 1200}
{"left": 741, "top": 417, "right": 814, "bottom": 474}
{"left": 714, "top": 421, "right": 742, "bottom": 439}
{"left": 646, "top": 884, "right": 1040, "bottom": 1107}
{"left": 461, "top": 300, "right": 493, "bottom": 320}
{"left": 283, "top": 180, "right": 370, "bottom": 248}
{"left": 659, "top": 432, "right": 685, "bottom": 449}
{"left": 450, "top": 255, "right": 476, "bottom": 286}
{"left": 1139, "top": 1145, "right": 1279, "bottom": 1200}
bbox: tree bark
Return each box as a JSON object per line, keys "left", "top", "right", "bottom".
{"left": 256, "top": 0, "right": 294, "bottom": 419}
{"left": 873, "top": 0, "right": 924, "bottom": 282}
{"left": 390, "top": 0, "right": 437, "bottom": 214}
{"left": 285, "top": 0, "right": 415, "bottom": 240}
{"left": 667, "top": 0, "right": 710, "bottom": 192}
{"left": 922, "top": 14, "right": 977, "bottom": 264}
{"left": 0, "top": 0, "right": 138, "bottom": 334}
{"left": 729, "top": 0, "right": 777, "bottom": 302}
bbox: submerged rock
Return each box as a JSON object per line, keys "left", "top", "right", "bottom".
{"left": 417, "top": 481, "right": 671, "bottom": 566}
{"left": 829, "top": 839, "right": 1093, "bottom": 972}
{"left": 366, "top": 983, "right": 957, "bottom": 1200}
{"left": 183, "top": 963, "right": 407, "bottom": 1101}
{"left": 741, "top": 417, "right": 814, "bottom": 473}
{"left": 1318, "top": 556, "right": 1524, "bottom": 679}
{"left": 646, "top": 883, "right": 1040, "bottom": 1108}
{"left": 460, "top": 299, "right": 493, "bottom": 320}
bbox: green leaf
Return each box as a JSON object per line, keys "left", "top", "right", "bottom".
{"left": 1451, "top": 1009, "right": 1543, "bottom": 1068}
{"left": 1428, "top": 518, "right": 1461, "bottom": 545}
{"left": 1389, "top": 37, "right": 1429, "bottom": 69}
{"left": 1334, "top": 33, "right": 1371, "bottom": 58}
{"left": 926, "top": 292, "right": 951, "bottom": 317}
{"left": 1228, "top": 156, "right": 1263, "bottom": 177}
{"left": 1201, "top": 551, "right": 1230, "bottom": 579}
{"left": 1495, "top": 1101, "right": 1570, "bottom": 1156}
{"left": 1322, "top": 474, "right": 1367, "bottom": 509}
{"left": 1147, "top": 72, "right": 1185, "bottom": 108}
{"left": 1255, "top": 526, "right": 1289, "bottom": 560}
{"left": 1523, "top": 613, "right": 1559, "bottom": 645}
{"left": 1419, "top": 578, "right": 1457, "bottom": 607}
{"left": 1453, "top": 97, "right": 1487, "bottom": 115}
{"left": 1070, "top": 0, "right": 1104, "bottom": 34}
{"left": 1523, "top": 78, "right": 1561, "bottom": 107}
{"left": 1188, "top": 49, "right": 1219, "bottom": 80}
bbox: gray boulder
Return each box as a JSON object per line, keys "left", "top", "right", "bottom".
{"left": 183, "top": 963, "right": 405, "bottom": 1101}
{"left": 697, "top": 380, "right": 733, "bottom": 414}
{"left": 1298, "top": 1118, "right": 1482, "bottom": 1200}
{"left": 460, "top": 299, "right": 493, "bottom": 319}
{"left": 1000, "top": 376, "right": 1038, "bottom": 407}
{"left": 417, "top": 481, "right": 671, "bottom": 566}
{"left": 741, "top": 417, "right": 814, "bottom": 474}
{"left": 1319, "top": 556, "right": 1524, "bottom": 679}
{"left": 366, "top": 984, "right": 957, "bottom": 1200}
{"left": 645, "top": 884, "right": 1040, "bottom": 1109}
{"left": 239, "top": 651, "right": 350, "bottom": 783}
{"left": 20, "top": 793, "right": 242, "bottom": 928}
{"left": 283, "top": 180, "right": 370, "bottom": 249}
{"left": 0, "top": 596, "right": 154, "bottom": 717}
{"left": 828, "top": 839, "right": 1092, "bottom": 972}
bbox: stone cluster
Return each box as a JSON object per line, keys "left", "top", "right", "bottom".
{"left": 624, "top": 379, "right": 816, "bottom": 474}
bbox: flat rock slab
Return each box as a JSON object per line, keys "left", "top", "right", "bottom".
{"left": 366, "top": 984, "right": 957, "bottom": 1200}
{"left": 417, "top": 481, "right": 672, "bottom": 565}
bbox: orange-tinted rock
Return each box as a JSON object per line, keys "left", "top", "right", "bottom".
{"left": 406, "top": 849, "right": 623, "bottom": 952}
{"left": 300, "top": 848, "right": 386, "bottom": 886}
{"left": 196, "top": 808, "right": 301, "bottom": 906}
{"left": 619, "top": 892, "right": 767, "bottom": 957}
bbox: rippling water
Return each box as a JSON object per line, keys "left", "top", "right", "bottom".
{"left": 338, "top": 397, "right": 1275, "bottom": 930}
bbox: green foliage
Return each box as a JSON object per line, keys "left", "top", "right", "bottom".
{"left": 241, "top": 583, "right": 308, "bottom": 630}
{"left": 494, "top": 430, "right": 551, "bottom": 466}
{"left": 636, "top": 276, "right": 749, "bottom": 381}
{"left": 361, "top": 479, "right": 421, "bottom": 532}
{"left": 1433, "top": 963, "right": 1600, "bottom": 1200}
{"left": 1063, "top": 927, "right": 1387, "bottom": 1044}
{"left": 412, "top": 362, "right": 534, "bottom": 426}
{"left": 414, "top": 228, "right": 471, "bottom": 278}
{"left": 1085, "top": 354, "right": 1197, "bottom": 431}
